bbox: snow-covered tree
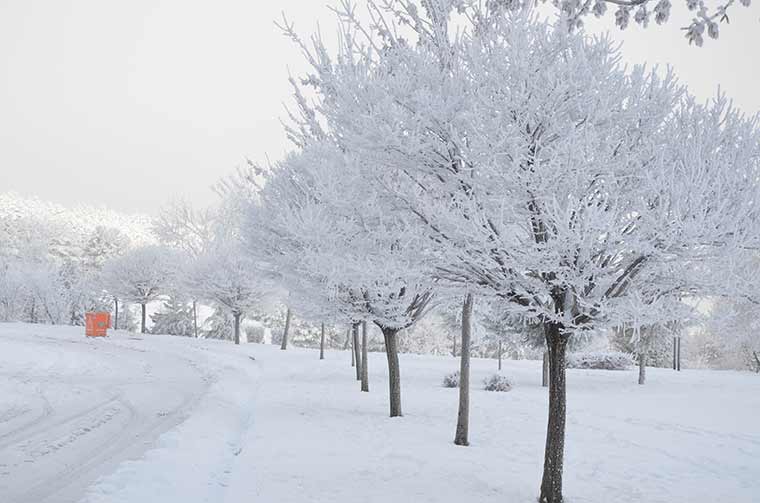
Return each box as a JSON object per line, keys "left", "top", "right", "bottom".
{"left": 282, "top": 5, "right": 760, "bottom": 501}
{"left": 102, "top": 246, "right": 176, "bottom": 333}
{"left": 706, "top": 297, "right": 760, "bottom": 372}
{"left": 150, "top": 295, "right": 196, "bottom": 337}
{"left": 185, "top": 243, "right": 266, "bottom": 345}
{"left": 153, "top": 198, "right": 218, "bottom": 338}
{"left": 241, "top": 140, "right": 433, "bottom": 417}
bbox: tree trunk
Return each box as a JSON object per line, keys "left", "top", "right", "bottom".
{"left": 140, "top": 303, "right": 147, "bottom": 334}
{"left": 352, "top": 323, "right": 361, "bottom": 381}
{"left": 193, "top": 300, "right": 199, "bottom": 338}
{"left": 638, "top": 352, "right": 647, "bottom": 385}
{"left": 452, "top": 334, "right": 457, "bottom": 357}
{"left": 382, "top": 327, "right": 402, "bottom": 417}
{"left": 454, "top": 293, "right": 473, "bottom": 446}
{"left": 498, "top": 341, "right": 503, "bottom": 371}
{"left": 361, "top": 321, "right": 369, "bottom": 392}
{"left": 280, "top": 307, "right": 292, "bottom": 350}
{"left": 753, "top": 351, "right": 760, "bottom": 373}
{"left": 114, "top": 298, "right": 119, "bottom": 330}
{"left": 539, "top": 323, "right": 568, "bottom": 503}
{"left": 320, "top": 322, "right": 326, "bottom": 360}
{"left": 542, "top": 350, "right": 549, "bottom": 387}
{"left": 350, "top": 328, "right": 355, "bottom": 367}
{"left": 676, "top": 337, "right": 681, "bottom": 371}
{"left": 233, "top": 312, "right": 241, "bottom": 345}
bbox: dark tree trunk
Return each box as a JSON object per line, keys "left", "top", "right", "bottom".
{"left": 280, "top": 307, "right": 292, "bottom": 350}
{"left": 350, "top": 328, "right": 355, "bottom": 367}
{"left": 677, "top": 337, "right": 681, "bottom": 371}
{"left": 498, "top": 341, "right": 503, "bottom": 371}
{"left": 638, "top": 352, "right": 647, "bottom": 385}
{"left": 381, "top": 326, "right": 402, "bottom": 417}
{"left": 452, "top": 334, "right": 457, "bottom": 357}
{"left": 542, "top": 350, "right": 549, "bottom": 387}
{"left": 114, "top": 298, "right": 119, "bottom": 330}
{"left": 753, "top": 351, "right": 760, "bottom": 373}
{"left": 233, "top": 312, "right": 241, "bottom": 345}
{"left": 320, "top": 322, "right": 326, "bottom": 360}
{"left": 539, "top": 322, "right": 568, "bottom": 503}
{"left": 140, "top": 303, "right": 147, "bottom": 334}
{"left": 352, "top": 323, "right": 361, "bottom": 381}
{"left": 361, "top": 321, "right": 369, "bottom": 392}
{"left": 193, "top": 300, "right": 199, "bottom": 338}
{"left": 454, "top": 293, "right": 473, "bottom": 446}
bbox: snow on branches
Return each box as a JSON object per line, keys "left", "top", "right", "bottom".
{"left": 273, "top": 4, "right": 760, "bottom": 501}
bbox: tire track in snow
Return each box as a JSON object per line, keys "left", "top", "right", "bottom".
{"left": 0, "top": 324, "right": 214, "bottom": 503}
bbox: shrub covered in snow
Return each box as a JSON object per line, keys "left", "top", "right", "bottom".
{"left": 442, "top": 371, "right": 460, "bottom": 388}
{"left": 566, "top": 351, "right": 634, "bottom": 370}
{"left": 483, "top": 373, "right": 513, "bottom": 392}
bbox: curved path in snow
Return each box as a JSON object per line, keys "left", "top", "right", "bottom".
{"left": 0, "top": 323, "right": 257, "bottom": 503}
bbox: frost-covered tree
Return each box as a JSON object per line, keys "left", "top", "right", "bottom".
{"left": 605, "top": 288, "right": 693, "bottom": 382}
{"left": 185, "top": 243, "right": 265, "bottom": 345}
{"left": 706, "top": 297, "right": 760, "bottom": 372}
{"left": 102, "top": 246, "right": 176, "bottom": 333}
{"left": 82, "top": 226, "right": 131, "bottom": 271}
{"left": 0, "top": 260, "right": 26, "bottom": 321}
{"left": 282, "top": 5, "right": 760, "bottom": 501}
{"left": 153, "top": 198, "right": 217, "bottom": 338}
{"left": 241, "top": 141, "right": 433, "bottom": 417}
{"left": 150, "top": 295, "right": 196, "bottom": 337}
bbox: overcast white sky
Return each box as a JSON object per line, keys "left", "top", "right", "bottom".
{"left": 1, "top": 1, "right": 758, "bottom": 215}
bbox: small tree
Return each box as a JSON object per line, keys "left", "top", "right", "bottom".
{"left": 153, "top": 199, "right": 216, "bottom": 338}
{"left": 186, "top": 244, "right": 265, "bottom": 345}
{"left": 150, "top": 295, "right": 195, "bottom": 337}
{"left": 102, "top": 246, "right": 176, "bottom": 333}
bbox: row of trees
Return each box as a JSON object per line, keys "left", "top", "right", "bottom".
{"left": 215, "top": 4, "right": 760, "bottom": 503}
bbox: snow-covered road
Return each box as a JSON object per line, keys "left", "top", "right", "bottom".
{"left": 0, "top": 323, "right": 258, "bottom": 503}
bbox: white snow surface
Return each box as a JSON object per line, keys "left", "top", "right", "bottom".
{"left": 1, "top": 323, "right": 759, "bottom": 503}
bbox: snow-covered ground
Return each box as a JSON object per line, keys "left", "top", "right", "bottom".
{"left": 0, "top": 323, "right": 257, "bottom": 503}
{"left": 1, "top": 323, "right": 758, "bottom": 503}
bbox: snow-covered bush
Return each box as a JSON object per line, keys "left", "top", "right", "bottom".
{"left": 566, "top": 351, "right": 634, "bottom": 370}
{"left": 442, "top": 371, "right": 460, "bottom": 388}
{"left": 483, "top": 374, "right": 513, "bottom": 392}
{"left": 150, "top": 296, "right": 195, "bottom": 337}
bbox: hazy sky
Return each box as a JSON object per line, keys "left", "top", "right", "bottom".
{"left": 1, "top": 1, "right": 758, "bottom": 215}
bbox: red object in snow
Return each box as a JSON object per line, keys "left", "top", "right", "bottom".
{"left": 85, "top": 312, "right": 110, "bottom": 337}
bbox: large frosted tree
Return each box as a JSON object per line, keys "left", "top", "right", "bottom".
{"left": 281, "top": 4, "right": 760, "bottom": 501}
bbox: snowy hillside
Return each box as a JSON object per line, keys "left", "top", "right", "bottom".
{"left": 1, "top": 323, "right": 757, "bottom": 503}
{"left": 0, "top": 192, "right": 155, "bottom": 259}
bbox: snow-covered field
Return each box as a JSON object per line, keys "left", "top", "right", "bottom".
{"left": 1, "top": 323, "right": 758, "bottom": 503}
